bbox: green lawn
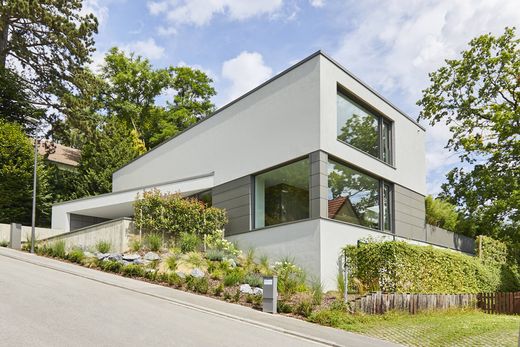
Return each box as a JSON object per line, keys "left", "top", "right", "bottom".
{"left": 309, "top": 308, "right": 520, "bottom": 346}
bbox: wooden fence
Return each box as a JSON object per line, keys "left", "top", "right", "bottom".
{"left": 478, "top": 292, "right": 520, "bottom": 315}
{"left": 350, "top": 292, "right": 477, "bottom": 314}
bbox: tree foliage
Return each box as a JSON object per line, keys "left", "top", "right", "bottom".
{"left": 0, "top": 0, "right": 97, "bottom": 116}
{"left": 0, "top": 120, "right": 51, "bottom": 225}
{"left": 424, "top": 195, "right": 459, "bottom": 232}
{"left": 418, "top": 27, "right": 520, "bottom": 242}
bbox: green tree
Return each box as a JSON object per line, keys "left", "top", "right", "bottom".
{"left": 0, "top": 0, "right": 97, "bottom": 118}
{"left": 418, "top": 27, "right": 520, "bottom": 242}
{"left": 0, "top": 120, "right": 51, "bottom": 226}
{"left": 424, "top": 195, "right": 459, "bottom": 232}
{"left": 72, "top": 118, "right": 140, "bottom": 197}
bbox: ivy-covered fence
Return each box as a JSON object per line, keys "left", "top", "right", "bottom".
{"left": 343, "top": 237, "right": 520, "bottom": 294}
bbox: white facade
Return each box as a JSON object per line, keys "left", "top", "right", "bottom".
{"left": 52, "top": 51, "right": 430, "bottom": 290}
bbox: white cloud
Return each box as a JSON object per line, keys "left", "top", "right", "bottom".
{"left": 157, "top": 26, "right": 177, "bottom": 36}
{"left": 120, "top": 38, "right": 165, "bottom": 60}
{"left": 147, "top": 0, "right": 283, "bottom": 26}
{"left": 332, "top": 0, "right": 520, "bottom": 193}
{"left": 80, "top": 0, "right": 109, "bottom": 25}
{"left": 221, "top": 51, "right": 273, "bottom": 102}
{"left": 309, "top": 0, "right": 324, "bottom": 8}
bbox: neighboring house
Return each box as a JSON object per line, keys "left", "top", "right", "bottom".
{"left": 51, "top": 51, "right": 471, "bottom": 289}
{"left": 38, "top": 141, "right": 81, "bottom": 171}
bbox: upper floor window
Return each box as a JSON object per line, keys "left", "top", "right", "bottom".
{"left": 337, "top": 92, "right": 393, "bottom": 164}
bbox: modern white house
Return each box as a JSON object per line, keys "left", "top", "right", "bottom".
{"left": 52, "top": 51, "right": 472, "bottom": 289}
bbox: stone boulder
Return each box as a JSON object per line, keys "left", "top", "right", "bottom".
{"left": 144, "top": 252, "right": 160, "bottom": 261}
{"left": 239, "top": 284, "right": 253, "bottom": 294}
{"left": 253, "top": 287, "right": 263, "bottom": 296}
{"left": 122, "top": 253, "right": 141, "bottom": 262}
{"left": 191, "top": 268, "right": 204, "bottom": 278}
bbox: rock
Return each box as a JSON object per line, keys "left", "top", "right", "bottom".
{"left": 96, "top": 252, "right": 110, "bottom": 260}
{"left": 122, "top": 253, "right": 141, "bottom": 262}
{"left": 191, "top": 268, "right": 204, "bottom": 278}
{"left": 134, "top": 258, "right": 145, "bottom": 265}
{"left": 144, "top": 252, "right": 160, "bottom": 261}
{"left": 107, "top": 253, "right": 122, "bottom": 261}
{"left": 176, "top": 271, "right": 186, "bottom": 279}
{"left": 239, "top": 284, "right": 253, "bottom": 294}
{"left": 83, "top": 251, "right": 95, "bottom": 258}
{"left": 253, "top": 287, "right": 263, "bottom": 296}
{"left": 225, "top": 258, "right": 237, "bottom": 268}
{"left": 119, "top": 260, "right": 131, "bottom": 266}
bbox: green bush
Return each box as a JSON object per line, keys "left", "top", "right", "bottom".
{"left": 273, "top": 258, "right": 307, "bottom": 296}
{"left": 344, "top": 240, "right": 501, "bottom": 294}
{"left": 121, "top": 264, "right": 145, "bottom": 277}
{"left": 277, "top": 300, "right": 293, "bottom": 313}
{"left": 100, "top": 260, "right": 122, "bottom": 273}
{"left": 50, "top": 241, "right": 66, "bottom": 258}
{"left": 67, "top": 248, "right": 85, "bottom": 264}
{"left": 186, "top": 276, "right": 209, "bottom": 294}
{"left": 165, "top": 255, "right": 178, "bottom": 271}
{"left": 243, "top": 273, "right": 263, "bottom": 288}
{"left": 96, "top": 240, "right": 111, "bottom": 253}
{"left": 206, "top": 249, "right": 225, "bottom": 261}
{"left": 294, "top": 295, "right": 314, "bottom": 318}
{"left": 213, "top": 283, "right": 224, "bottom": 296}
{"left": 134, "top": 190, "right": 228, "bottom": 239}
{"left": 179, "top": 232, "right": 200, "bottom": 253}
{"left": 146, "top": 233, "right": 162, "bottom": 252}
{"left": 223, "top": 269, "right": 244, "bottom": 287}
{"left": 167, "top": 272, "right": 183, "bottom": 287}
{"left": 130, "top": 239, "right": 142, "bottom": 252}
{"left": 0, "top": 240, "right": 8, "bottom": 247}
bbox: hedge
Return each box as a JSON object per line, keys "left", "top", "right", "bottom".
{"left": 344, "top": 241, "right": 501, "bottom": 294}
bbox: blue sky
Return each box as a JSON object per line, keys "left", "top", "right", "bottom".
{"left": 82, "top": 0, "right": 520, "bottom": 195}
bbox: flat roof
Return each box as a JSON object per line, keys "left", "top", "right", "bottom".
{"left": 115, "top": 50, "right": 425, "bottom": 174}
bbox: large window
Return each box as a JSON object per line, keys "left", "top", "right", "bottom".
{"left": 254, "top": 159, "right": 310, "bottom": 228}
{"left": 337, "top": 92, "right": 393, "bottom": 164}
{"left": 327, "top": 159, "right": 392, "bottom": 231}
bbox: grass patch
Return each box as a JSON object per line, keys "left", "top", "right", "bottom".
{"left": 96, "top": 240, "right": 111, "bottom": 253}
{"left": 309, "top": 308, "right": 520, "bottom": 347}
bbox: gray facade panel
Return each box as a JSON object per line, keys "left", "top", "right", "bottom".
{"left": 309, "top": 151, "right": 329, "bottom": 219}
{"left": 425, "top": 224, "right": 475, "bottom": 254}
{"left": 393, "top": 184, "right": 425, "bottom": 240}
{"left": 213, "top": 177, "right": 251, "bottom": 237}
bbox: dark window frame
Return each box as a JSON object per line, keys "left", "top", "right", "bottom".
{"left": 251, "top": 155, "right": 312, "bottom": 230}
{"left": 336, "top": 88, "right": 394, "bottom": 165}
{"left": 327, "top": 157, "right": 394, "bottom": 233}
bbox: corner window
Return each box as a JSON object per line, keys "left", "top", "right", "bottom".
{"left": 254, "top": 159, "right": 310, "bottom": 228}
{"left": 328, "top": 159, "right": 393, "bottom": 231}
{"left": 337, "top": 92, "right": 393, "bottom": 164}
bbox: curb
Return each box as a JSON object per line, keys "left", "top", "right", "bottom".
{"left": 1, "top": 250, "right": 343, "bottom": 347}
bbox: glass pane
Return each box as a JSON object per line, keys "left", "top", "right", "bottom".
{"left": 327, "top": 159, "right": 380, "bottom": 229}
{"left": 383, "top": 184, "right": 392, "bottom": 231}
{"left": 255, "top": 159, "right": 310, "bottom": 228}
{"left": 337, "top": 93, "right": 380, "bottom": 158}
{"left": 382, "top": 121, "right": 391, "bottom": 164}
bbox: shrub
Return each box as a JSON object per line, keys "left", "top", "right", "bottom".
{"left": 134, "top": 190, "right": 228, "bottom": 239}
{"left": 308, "top": 309, "right": 354, "bottom": 327}
{"left": 213, "top": 283, "right": 224, "bottom": 296}
{"left": 167, "top": 272, "right": 183, "bottom": 287}
{"left": 179, "top": 232, "right": 200, "bottom": 253}
{"left": 294, "top": 294, "right": 314, "bottom": 318}
{"left": 130, "top": 239, "right": 142, "bottom": 252}
{"left": 121, "top": 264, "right": 145, "bottom": 277}
{"left": 185, "top": 251, "right": 205, "bottom": 267}
{"left": 243, "top": 273, "right": 263, "bottom": 288}
{"left": 223, "top": 269, "right": 244, "bottom": 287}
{"left": 205, "top": 230, "right": 241, "bottom": 257}
{"left": 273, "top": 258, "right": 307, "bottom": 296}
{"left": 50, "top": 241, "right": 66, "bottom": 258}
{"left": 206, "top": 249, "right": 225, "bottom": 261}
{"left": 344, "top": 240, "right": 501, "bottom": 294}
{"left": 96, "top": 240, "right": 111, "bottom": 253}
{"left": 310, "top": 280, "right": 324, "bottom": 306}
{"left": 67, "top": 248, "right": 85, "bottom": 264}
{"left": 0, "top": 240, "right": 8, "bottom": 247}
{"left": 144, "top": 269, "right": 158, "bottom": 281}
{"left": 277, "top": 300, "right": 293, "bottom": 313}
{"left": 100, "top": 260, "right": 122, "bottom": 273}
{"left": 146, "top": 233, "right": 162, "bottom": 252}
{"left": 165, "top": 255, "right": 178, "bottom": 271}
{"left": 186, "top": 276, "right": 209, "bottom": 294}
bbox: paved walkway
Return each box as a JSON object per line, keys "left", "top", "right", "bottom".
{"left": 0, "top": 247, "right": 400, "bottom": 346}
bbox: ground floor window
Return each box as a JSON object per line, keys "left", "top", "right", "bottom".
{"left": 327, "top": 159, "right": 393, "bottom": 231}
{"left": 254, "top": 158, "right": 310, "bottom": 228}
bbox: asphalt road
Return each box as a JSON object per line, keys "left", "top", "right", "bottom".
{"left": 0, "top": 255, "right": 323, "bottom": 347}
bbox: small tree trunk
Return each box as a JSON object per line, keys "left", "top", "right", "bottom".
{"left": 0, "top": 11, "right": 9, "bottom": 68}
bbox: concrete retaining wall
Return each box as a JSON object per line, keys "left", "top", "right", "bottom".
{"left": 0, "top": 224, "right": 65, "bottom": 242}
{"left": 41, "top": 218, "right": 136, "bottom": 253}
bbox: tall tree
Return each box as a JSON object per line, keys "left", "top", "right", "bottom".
{"left": 0, "top": 0, "right": 98, "bottom": 125}
{"left": 0, "top": 120, "right": 51, "bottom": 226}
{"left": 418, "top": 27, "right": 519, "bottom": 242}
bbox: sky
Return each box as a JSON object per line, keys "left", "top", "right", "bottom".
{"left": 82, "top": 0, "right": 520, "bottom": 195}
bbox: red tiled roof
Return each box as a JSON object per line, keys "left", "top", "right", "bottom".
{"left": 38, "top": 141, "right": 81, "bottom": 167}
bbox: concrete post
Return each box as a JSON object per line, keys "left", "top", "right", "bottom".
{"left": 9, "top": 223, "right": 21, "bottom": 250}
